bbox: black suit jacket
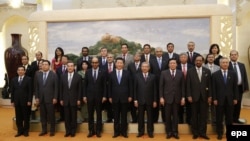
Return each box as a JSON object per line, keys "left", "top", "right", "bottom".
{"left": 98, "top": 57, "right": 108, "bottom": 71}
{"left": 187, "top": 52, "right": 200, "bottom": 66}
{"left": 60, "top": 73, "right": 82, "bottom": 106}
{"left": 162, "top": 52, "right": 180, "bottom": 65}
{"left": 186, "top": 67, "right": 212, "bottom": 102}
{"left": 11, "top": 76, "right": 32, "bottom": 106}
{"left": 56, "top": 65, "right": 68, "bottom": 81}
{"left": 83, "top": 68, "right": 107, "bottom": 101}
{"left": 24, "top": 65, "right": 32, "bottom": 78}
{"left": 151, "top": 57, "right": 168, "bottom": 77}
{"left": 76, "top": 56, "right": 92, "bottom": 71}
{"left": 212, "top": 70, "right": 239, "bottom": 106}
{"left": 159, "top": 70, "right": 185, "bottom": 104}
{"left": 34, "top": 71, "right": 58, "bottom": 104}
{"left": 228, "top": 62, "right": 249, "bottom": 92}
{"left": 127, "top": 62, "right": 142, "bottom": 78}
{"left": 108, "top": 70, "right": 132, "bottom": 103}
{"left": 134, "top": 73, "right": 157, "bottom": 105}
{"left": 31, "top": 61, "right": 40, "bottom": 78}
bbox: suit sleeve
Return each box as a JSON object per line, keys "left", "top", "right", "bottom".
{"left": 233, "top": 72, "right": 239, "bottom": 100}
{"left": 59, "top": 75, "right": 63, "bottom": 101}
{"left": 159, "top": 71, "right": 164, "bottom": 98}
{"left": 10, "top": 79, "right": 14, "bottom": 103}
{"left": 128, "top": 72, "right": 133, "bottom": 98}
{"left": 77, "top": 75, "right": 82, "bottom": 101}
{"left": 83, "top": 71, "right": 88, "bottom": 98}
{"left": 181, "top": 73, "right": 185, "bottom": 98}
{"left": 153, "top": 76, "right": 157, "bottom": 102}
{"left": 212, "top": 73, "right": 217, "bottom": 101}
{"left": 102, "top": 71, "right": 107, "bottom": 98}
{"left": 54, "top": 73, "right": 58, "bottom": 99}
{"left": 27, "top": 77, "right": 32, "bottom": 102}
{"left": 186, "top": 70, "right": 191, "bottom": 98}
{"left": 134, "top": 75, "right": 138, "bottom": 101}
{"left": 34, "top": 73, "right": 39, "bottom": 99}
{"left": 242, "top": 64, "right": 249, "bottom": 91}
{"left": 207, "top": 70, "right": 212, "bottom": 98}
{"left": 108, "top": 73, "right": 112, "bottom": 98}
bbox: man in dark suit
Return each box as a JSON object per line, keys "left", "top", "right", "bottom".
{"left": 163, "top": 43, "right": 180, "bottom": 65}
{"left": 83, "top": 57, "right": 107, "bottom": 138}
{"left": 31, "top": 51, "right": 43, "bottom": 78}
{"left": 212, "top": 57, "right": 239, "bottom": 140}
{"left": 56, "top": 55, "right": 69, "bottom": 122}
{"left": 151, "top": 47, "right": 168, "bottom": 123}
{"left": 35, "top": 60, "right": 58, "bottom": 136}
{"left": 60, "top": 61, "right": 82, "bottom": 137}
{"left": 186, "top": 55, "right": 211, "bottom": 140}
{"left": 134, "top": 62, "right": 157, "bottom": 138}
{"left": 21, "top": 55, "right": 32, "bottom": 77}
{"left": 98, "top": 47, "right": 108, "bottom": 71}
{"left": 127, "top": 53, "right": 142, "bottom": 123}
{"left": 228, "top": 50, "right": 249, "bottom": 124}
{"left": 140, "top": 44, "right": 156, "bottom": 70}
{"left": 11, "top": 66, "right": 32, "bottom": 137}
{"left": 76, "top": 47, "right": 92, "bottom": 71}
{"left": 186, "top": 41, "right": 200, "bottom": 66}
{"left": 177, "top": 52, "right": 193, "bottom": 124}
{"left": 104, "top": 53, "right": 115, "bottom": 122}
{"left": 109, "top": 57, "right": 132, "bottom": 138}
{"left": 159, "top": 58, "right": 185, "bottom": 139}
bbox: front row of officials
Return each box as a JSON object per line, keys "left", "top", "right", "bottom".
{"left": 11, "top": 55, "right": 240, "bottom": 140}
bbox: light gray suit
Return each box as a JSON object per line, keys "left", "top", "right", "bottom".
{"left": 117, "top": 53, "right": 134, "bottom": 70}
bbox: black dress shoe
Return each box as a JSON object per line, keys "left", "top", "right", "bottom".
{"left": 166, "top": 133, "right": 172, "bottom": 139}
{"left": 87, "top": 132, "right": 94, "bottom": 138}
{"left": 148, "top": 133, "right": 154, "bottom": 138}
{"left": 137, "top": 133, "right": 144, "bottom": 137}
{"left": 96, "top": 132, "right": 101, "bottom": 138}
{"left": 121, "top": 133, "right": 128, "bottom": 138}
{"left": 50, "top": 133, "right": 55, "bottom": 136}
{"left": 173, "top": 133, "right": 179, "bottom": 139}
{"left": 112, "top": 134, "right": 119, "bottom": 138}
{"left": 200, "top": 134, "right": 210, "bottom": 140}
{"left": 106, "top": 119, "right": 113, "bottom": 123}
{"left": 217, "top": 135, "right": 222, "bottom": 140}
{"left": 64, "top": 133, "right": 70, "bottom": 137}
{"left": 23, "top": 132, "right": 29, "bottom": 137}
{"left": 193, "top": 135, "right": 199, "bottom": 139}
{"left": 71, "top": 134, "right": 75, "bottom": 137}
{"left": 15, "top": 133, "right": 22, "bottom": 137}
{"left": 39, "top": 132, "right": 47, "bottom": 136}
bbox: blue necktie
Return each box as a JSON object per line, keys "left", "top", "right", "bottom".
{"left": 223, "top": 71, "right": 227, "bottom": 84}
{"left": 158, "top": 58, "right": 161, "bottom": 69}
{"left": 43, "top": 72, "right": 46, "bottom": 85}
{"left": 117, "top": 70, "right": 121, "bottom": 84}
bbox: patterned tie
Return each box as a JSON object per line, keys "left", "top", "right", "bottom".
{"left": 223, "top": 71, "right": 227, "bottom": 84}
{"left": 93, "top": 70, "right": 97, "bottom": 82}
{"left": 43, "top": 72, "right": 46, "bottom": 85}
{"left": 68, "top": 73, "right": 72, "bottom": 88}
{"left": 117, "top": 70, "right": 121, "bottom": 84}
{"left": 19, "top": 76, "right": 23, "bottom": 85}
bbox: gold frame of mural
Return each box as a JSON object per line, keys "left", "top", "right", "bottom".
{"left": 28, "top": 5, "right": 234, "bottom": 61}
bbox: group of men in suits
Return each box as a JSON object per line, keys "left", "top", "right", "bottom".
{"left": 10, "top": 42, "right": 248, "bottom": 140}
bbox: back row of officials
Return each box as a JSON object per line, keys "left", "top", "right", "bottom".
{"left": 10, "top": 42, "right": 249, "bottom": 140}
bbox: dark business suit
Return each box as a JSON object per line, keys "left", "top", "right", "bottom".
{"left": 56, "top": 65, "right": 68, "bottom": 121}
{"left": 134, "top": 73, "right": 157, "bottom": 135}
{"left": 127, "top": 61, "right": 142, "bottom": 122}
{"left": 31, "top": 60, "right": 40, "bottom": 78}
{"left": 163, "top": 52, "right": 180, "bottom": 66}
{"left": 151, "top": 57, "right": 168, "bottom": 122}
{"left": 60, "top": 72, "right": 82, "bottom": 135}
{"left": 212, "top": 70, "right": 239, "bottom": 136}
{"left": 229, "top": 62, "right": 249, "bottom": 122}
{"left": 108, "top": 70, "right": 132, "bottom": 136}
{"left": 11, "top": 76, "right": 32, "bottom": 135}
{"left": 83, "top": 68, "right": 107, "bottom": 134}
{"left": 34, "top": 71, "right": 58, "bottom": 134}
{"left": 140, "top": 54, "right": 156, "bottom": 73}
{"left": 187, "top": 52, "right": 200, "bottom": 66}
{"left": 159, "top": 70, "right": 185, "bottom": 135}
{"left": 186, "top": 67, "right": 211, "bottom": 136}
{"left": 177, "top": 63, "right": 193, "bottom": 124}
{"left": 98, "top": 57, "right": 108, "bottom": 71}
{"left": 76, "top": 56, "right": 92, "bottom": 71}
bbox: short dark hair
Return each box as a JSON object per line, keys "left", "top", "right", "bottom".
{"left": 17, "top": 65, "right": 26, "bottom": 71}
{"left": 22, "top": 55, "right": 29, "bottom": 60}
{"left": 209, "top": 43, "right": 220, "bottom": 54}
{"left": 100, "top": 47, "right": 107, "bottom": 51}
{"left": 67, "top": 60, "right": 74, "bottom": 65}
{"left": 36, "top": 51, "right": 43, "bottom": 56}
{"left": 82, "top": 47, "right": 89, "bottom": 52}
{"left": 62, "top": 55, "right": 69, "bottom": 60}
{"left": 121, "top": 43, "right": 128, "bottom": 48}
{"left": 166, "top": 42, "right": 174, "bottom": 48}
{"left": 168, "top": 58, "right": 177, "bottom": 65}
{"left": 115, "top": 57, "right": 125, "bottom": 64}
{"left": 80, "top": 60, "right": 91, "bottom": 70}
{"left": 143, "top": 44, "right": 151, "bottom": 49}
{"left": 42, "top": 60, "right": 51, "bottom": 66}
{"left": 195, "top": 55, "right": 204, "bottom": 61}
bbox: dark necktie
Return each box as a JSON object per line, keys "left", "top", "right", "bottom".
{"left": 93, "top": 70, "right": 97, "bottom": 82}
{"left": 223, "top": 71, "right": 227, "bottom": 84}
{"left": 43, "top": 72, "right": 47, "bottom": 85}
{"left": 182, "top": 64, "right": 186, "bottom": 79}
{"left": 19, "top": 77, "right": 23, "bottom": 85}
{"left": 117, "top": 70, "right": 121, "bottom": 84}
{"left": 68, "top": 73, "right": 72, "bottom": 88}
{"left": 171, "top": 70, "right": 175, "bottom": 79}
{"left": 233, "top": 62, "right": 238, "bottom": 75}
{"left": 190, "top": 52, "right": 193, "bottom": 62}
{"left": 144, "top": 74, "right": 147, "bottom": 82}
{"left": 108, "top": 64, "right": 112, "bottom": 73}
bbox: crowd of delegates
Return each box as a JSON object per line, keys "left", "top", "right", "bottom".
{"left": 10, "top": 41, "right": 249, "bottom": 140}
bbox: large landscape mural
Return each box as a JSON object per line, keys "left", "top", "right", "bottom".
{"left": 47, "top": 18, "right": 210, "bottom": 61}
